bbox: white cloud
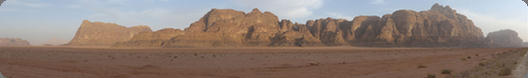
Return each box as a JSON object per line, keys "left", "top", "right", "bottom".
{"left": 326, "top": 12, "right": 354, "bottom": 20}
{"left": 71, "top": 0, "right": 203, "bottom": 30}
{"left": 370, "top": 0, "right": 385, "bottom": 5}
{"left": 458, "top": 9, "right": 528, "bottom": 41}
{"left": 231, "top": 0, "right": 323, "bottom": 19}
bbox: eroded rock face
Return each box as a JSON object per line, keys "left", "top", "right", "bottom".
{"left": 486, "top": 29, "right": 523, "bottom": 48}
{"left": 344, "top": 3, "right": 484, "bottom": 47}
{"left": 164, "top": 8, "right": 281, "bottom": 47}
{"left": 71, "top": 3, "right": 491, "bottom": 48}
{"left": 0, "top": 38, "right": 30, "bottom": 46}
{"left": 67, "top": 20, "right": 152, "bottom": 46}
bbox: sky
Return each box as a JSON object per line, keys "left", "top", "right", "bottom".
{"left": 0, "top": 0, "right": 527, "bottom": 45}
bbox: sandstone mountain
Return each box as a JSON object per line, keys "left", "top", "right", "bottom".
{"left": 67, "top": 20, "right": 152, "bottom": 46}
{"left": 70, "top": 3, "right": 522, "bottom": 48}
{"left": 0, "top": 38, "right": 30, "bottom": 46}
{"left": 163, "top": 3, "right": 483, "bottom": 47}
{"left": 486, "top": 29, "right": 523, "bottom": 48}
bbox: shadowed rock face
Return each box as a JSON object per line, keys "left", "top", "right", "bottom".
{"left": 0, "top": 38, "right": 30, "bottom": 46}
{"left": 79, "top": 3, "right": 503, "bottom": 48}
{"left": 67, "top": 20, "right": 152, "bottom": 46}
{"left": 486, "top": 29, "right": 523, "bottom": 48}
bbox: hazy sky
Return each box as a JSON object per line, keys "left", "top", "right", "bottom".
{"left": 0, "top": 0, "right": 527, "bottom": 45}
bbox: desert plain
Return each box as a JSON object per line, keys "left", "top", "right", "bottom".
{"left": 0, "top": 47, "right": 526, "bottom": 78}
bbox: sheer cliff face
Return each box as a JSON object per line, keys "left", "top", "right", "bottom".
{"left": 279, "top": 3, "right": 484, "bottom": 47}
{"left": 347, "top": 3, "right": 484, "bottom": 46}
{"left": 75, "top": 3, "right": 496, "bottom": 47}
{"left": 0, "top": 38, "right": 30, "bottom": 46}
{"left": 166, "top": 3, "right": 484, "bottom": 47}
{"left": 163, "top": 8, "right": 281, "bottom": 47}
{"left": 67, "top": 20, "right": 152, "bottom": 46}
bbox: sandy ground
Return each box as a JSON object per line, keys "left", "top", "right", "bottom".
{"left": 0, "top": 47, "right": 524, "bottom": 78}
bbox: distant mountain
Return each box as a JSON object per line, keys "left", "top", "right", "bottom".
{"left": 523, "top": 42, "right": 528, "bottom": 47}
{"left": 68, "top": 3, "right": 523, "bottom": 48}
{"left": 0, "top": 38, "right": 30, "bottom": 46}
{"left": 66, "top": 20, "right": 151, "bottom": 46}
{"left": 485, "top": 29, "right": 523, "bottom": 48}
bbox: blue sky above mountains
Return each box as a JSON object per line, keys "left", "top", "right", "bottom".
{"left": 0, "top": 0, "right": 526, "bottom": 45}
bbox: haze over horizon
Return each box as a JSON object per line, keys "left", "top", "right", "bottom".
{"left": 0, "top": 0, "right": 527, "bottom": 45}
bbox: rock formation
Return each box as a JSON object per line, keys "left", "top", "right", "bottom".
{"left": 0, "top": 38, "right": 30, "bottom": 46}
{"left": 75, "top": 3, "right": 498, "bottom": 48}
{"left": 486, "top": 29, "right": 523, "bottom": 48}
{"left": 114, "top": 28, "right": 184, "bottom": 47}
{"left": 163, "top": 8, "right": 281, "bottom": 47}
{"left": 67, "top": 20, "right": 152, "bottom": 46}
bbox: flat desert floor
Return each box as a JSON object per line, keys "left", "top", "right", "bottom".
{"left": 0, "top": 47, "right": 525, "bottom": 78}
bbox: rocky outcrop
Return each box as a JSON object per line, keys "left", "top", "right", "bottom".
{"left": 67, "top": 20, "right": 152, "bottom": 46}
{"left": 486, "top": 29, "right": 523, "bottom": 48}
{"left": 114, "top": 28, "right": 184, "bottom": 47}
{"left": 346, "top": 3, "right": 485, "bottom": 47}
{"left": 74, "top": 3, "right": 495, "bottom": 48}
{"left": 0, "top": 38, "right": 30, "bottom": 46}
{"left": 163, "top": 8, "right": 281, "bottom": 47}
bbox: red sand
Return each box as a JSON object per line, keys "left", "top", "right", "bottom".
{"left": 0, "top": 47, "right": 517, "bottom": 78}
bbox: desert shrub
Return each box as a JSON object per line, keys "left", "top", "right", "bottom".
{"left": 441, "top": 69, "right": 451, "bottom": 74}
{"left": 426, "top": 74, "right": 436, "bottom": 78}
{"left": 417, "top": 65, "right": 427, "bottom": 69}
{"left": 478, "top": 62, "right": 486, "bottom": 66}
{"left": 498, "top": 68, "right": 512, "bottom": 76}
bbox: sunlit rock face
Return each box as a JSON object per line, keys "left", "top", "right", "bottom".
{"left": 486, "top": 29, "right": 523, "bottom": 48}
{"left": 67, "top": 20, "right": 152, "bottom": 46}
{"left": 70, "top": 3, "right": 493, "bottom": 48}
{"left": 0, "top": 38, "right": 30, "bottom": 46}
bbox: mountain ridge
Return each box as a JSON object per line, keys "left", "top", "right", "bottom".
{"left": 68, "top": 3, "right": 523, "bottom": 48}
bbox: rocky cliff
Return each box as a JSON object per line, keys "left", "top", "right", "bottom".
{"left": 155, "top": 3, "right": 482, "bottom": 47}
{"left": 67, "top": 20, "right": 152, "bottom": 46}
{"left": 76, "top": 3, "right": 519, "bottom": 48}
{"left": 0, "top": 38, "right": 30, "bottom": 46}
{"left": 486, "top": 29, "right": 523, "bottom": 48}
